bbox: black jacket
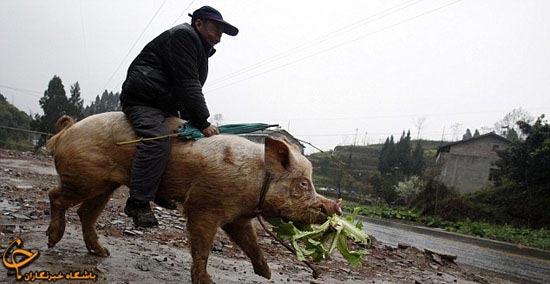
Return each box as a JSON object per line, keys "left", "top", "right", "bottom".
{"left": 120, "top": 23, "right": 214, "bottom": 130}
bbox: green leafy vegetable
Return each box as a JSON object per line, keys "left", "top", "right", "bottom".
{"left": 268, "top": 208, "right": 371, "bottom": 267}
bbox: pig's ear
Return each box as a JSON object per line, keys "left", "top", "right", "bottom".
{"left": 265, "top": 136, "right": 291, "bottom": 173}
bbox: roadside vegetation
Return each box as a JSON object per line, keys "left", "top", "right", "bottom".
{"left": 342, "top": 201, "right": 550, "bottom": 250}
{"left": 2, "top": 77, "right": 548, "bottom": 252}
{"left": 310, "top": 111, "right": 549, "bottom": 251}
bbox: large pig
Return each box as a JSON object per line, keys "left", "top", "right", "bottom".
{"left": 46, "top": 112, "right": 342, "bottom": 284}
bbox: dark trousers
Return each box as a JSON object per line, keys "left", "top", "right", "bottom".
{"left": 123, "top": 105, "right": 171, "bottom": 203}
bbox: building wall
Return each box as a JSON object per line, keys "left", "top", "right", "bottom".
{"left": 448, "top": 136, "right": 506, "bottom": 158}
{"left": 438, "top": 136, "right": 509, "bottom": 193}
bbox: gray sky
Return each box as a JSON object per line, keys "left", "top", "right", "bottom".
{"left": 1, "top": 0, "right": 549, "bottom": 152}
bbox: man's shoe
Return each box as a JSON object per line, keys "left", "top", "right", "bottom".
{"left": 154, "top": 196, "right": 178, "bottom": 210}
{"left": 124, "top": 199, "right": 159, "bottom": 228}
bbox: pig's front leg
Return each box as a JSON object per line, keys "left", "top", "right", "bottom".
{"left": 222, "top": 219, "right": 271, "bottom": 279}
{"left": 187, "top": 211, "right": 221, "bottom": 284}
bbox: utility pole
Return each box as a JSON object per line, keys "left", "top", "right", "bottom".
{"left": 439, "top": 126, "right": 446, "bottom": 146}
{"left": 347, "top": 128, "right": 358, "bottom": 167}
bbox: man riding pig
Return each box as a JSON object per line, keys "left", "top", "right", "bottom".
{"left": 120, "top": 6, "right": 239, "bottom": 227}
{"left": 45, "top": 6, "right": 342, "bottom": 284}
{"left": 46, "top": 112, "right": 342, "bottom": 284}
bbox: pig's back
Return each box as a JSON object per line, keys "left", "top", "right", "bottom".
{"left": 169, "top": 134, "right": 265, "bottom": 176}
{"left": 162, "top": 135, "right": 266, "bottom": 200}
{"left": 51, "top": 112, "right": 187, "bottom": 186}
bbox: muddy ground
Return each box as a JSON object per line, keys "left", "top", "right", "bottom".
{"left": 0, "top": 149, "right": 521, "bottom": 284}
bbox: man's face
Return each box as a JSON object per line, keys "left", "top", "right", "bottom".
{"left": 196, "top": 19, "right": 223, "bottom": 46}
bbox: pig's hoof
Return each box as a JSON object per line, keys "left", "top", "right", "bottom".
{"left": 192, "top": 273, "right": 214, "bottom": 284}
{"left": 46, "top": 226, "right": 64, "bottom": 247}
{"left": 254, "top": 265, "right": 271, "bottom": 279}
{"left": 87, "top": 243, "right": 110, "bottom": 257}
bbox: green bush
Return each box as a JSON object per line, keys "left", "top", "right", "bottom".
{"left": 413, "top": 178, "right": 457, "bottom": 216}
{"left": 370, "top": 173, "right": 399, "bottom": 204}
{"left": 343, "top": 203, "right": 550, "bottom": 250}
{"left": 466, "top": 180, "right": 550, "bottom": 228}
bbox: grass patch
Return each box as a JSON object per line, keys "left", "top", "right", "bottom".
{"left": 343, "top": 201, "right": 550, "bottom": 251}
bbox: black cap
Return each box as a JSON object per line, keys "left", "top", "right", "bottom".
{"left": 189, "top": 6, "right": 238, "bottom": 36}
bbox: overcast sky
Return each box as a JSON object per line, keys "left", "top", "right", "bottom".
{"left": 1, "top": 0, "right": 549, "bottom": 152}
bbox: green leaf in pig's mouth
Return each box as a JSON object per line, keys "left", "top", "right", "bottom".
{"left": 267, "top": 207, "right": 371, "bottom": 267}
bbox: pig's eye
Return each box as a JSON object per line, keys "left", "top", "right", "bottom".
{"left": 299, "top": 180, "right": 309, "bottom": 189}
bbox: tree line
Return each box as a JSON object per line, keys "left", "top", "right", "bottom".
{"left": 0, "top": 93, "right": 33, "bottom": 150}
{"left": 378, "top": 130, "right": 424, "bottom": 177}
{"left": 374, "top": 115, "right": 550, "bottom": 228}
{"left": 0, "top": 75, "right": 121, "bottom": 148}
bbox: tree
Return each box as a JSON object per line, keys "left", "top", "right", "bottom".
{"left": 506, "top": 128, "right": 519, "bottom": 142}
{"left": 379, "top": 130, "right": 419, "bottom": 177}
{"left": 378, "top": 135, "right": 399, "bottom": 175}
{"left": 411, "top": 141, "right": 424, "bottom": 175}
{"left": 494, "top": 108, "right": 533, "bottom": 139}
{"left": 496, "top": 115, "right": 549, "bottom": 187}
{"left": 370, "top": 173, "right": 398, "bottom": 204}
{"left": 395, "top": 130, "right": 412, "bottom": 176}
{"left": 462, "top": 129, "right": 472, "bottom": 140}
{"left": 450, "top": 123, "right": 462, "bottom": 141}
{"left": 83, "top": 90, "right": 121, "bottom": 117}
{"left": 0, "top": 93, "right": 32, "bottom": 149}
{"left": 491, "top": 115, "right": 550, "bottom": 227}
{"left": 414, "top": 116, "right": 427, "bottom": 139}
{"left": 394, "top": 176, "right": 424, "bottom": 207}
{"left": 35, "top": 76, "right": 69, "bottom": 136}
{"left": 67, "top": 82, "right": 84, "bottom": 120}
{"left": 473, "top": 129, "right": 481, "bottom": 137}
{"left": 212, "top": 113, "right": 224, "bottom": 126}
{"left": 378, "top": 137, "right": 392, "bottom": 174}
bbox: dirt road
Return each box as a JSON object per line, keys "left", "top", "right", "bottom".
{"left": 0, "top": 149, "right": 522, "bottom": 283}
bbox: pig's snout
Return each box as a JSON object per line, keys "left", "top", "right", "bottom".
{"left": 315, "top": 197, "right": 342, "bottom": 216}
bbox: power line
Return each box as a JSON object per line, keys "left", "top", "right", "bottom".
{"left": 170, "top": 0, "right": 197, "bottom": 26}
{"left": 0, "top": 83, "right": 98, "bottom": 105}
{"left": 11, "top": 86, "right": 522, "bottom": 123}
{"left": 297, "top": 130, "right": 469, "bottom": 138}
{"left": 207, "top": 0, "right": 426, "bottom": 87}
{"left": 112, "top": 0, "right": 197, "bottom": 94}
{"left": 258, "top": 106, "right": 550, "bottom": 123}
{"left": 78, "top": 0, "right": 91, "bottom": 87}
{"left": 0, "top": 84, "right": 42, "bottom": 95}
{"left": 3, "top": 82, "right": 546, "bottom": 123}
{"left": 206, "top": 0, "right": 464, "bottom": 93}
{"left": 0, "top": 125, "right": 53, "bottom": 136}
{"left": 100, "top": 0, "right": 169, "bottom": 94}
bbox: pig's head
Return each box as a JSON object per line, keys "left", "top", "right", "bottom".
{"left": 261, "top": 136, "right": 342, "bottom": 224}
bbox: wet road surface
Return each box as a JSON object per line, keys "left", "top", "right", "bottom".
{"left": 361, "top": 217, "right": 550, "bottom": 283}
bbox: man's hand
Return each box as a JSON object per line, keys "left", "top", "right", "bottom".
{"left": 201, "top": 124, "right": 219, "bottom": 137}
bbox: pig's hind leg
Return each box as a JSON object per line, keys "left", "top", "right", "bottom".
{"left": 47, "top": 186, "right": 81, "bottom": 248}
{"left": 77, "top": 191, "right": 114, "bottom": 256}
{"left": 222, "top": 220, "right": 271, "bottom": 279}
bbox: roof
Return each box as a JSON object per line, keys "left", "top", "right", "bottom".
{"left": 436, "top": 132, "right": 511, "bottom": 156}
{"left": 241, "top": 128, "right": 306, "bottom": 149}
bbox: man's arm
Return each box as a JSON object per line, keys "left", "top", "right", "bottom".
{"left": 167, "top": 29, "right": 211, "bottom": 130}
